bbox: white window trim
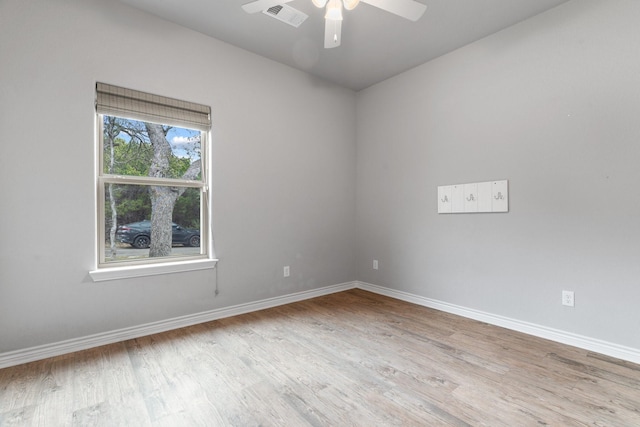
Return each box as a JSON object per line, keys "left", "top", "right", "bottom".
{"left": 89, "top": 258, "right": 218, "bottom": 282}
{"left": 93, "top": 83, "right": 215, "bottom": 280}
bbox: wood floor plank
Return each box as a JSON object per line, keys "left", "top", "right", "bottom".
{"left": 1, "top": 289, "right": 640, "bottom": 426}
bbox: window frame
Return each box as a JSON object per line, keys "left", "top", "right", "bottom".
{"left": 90, "top": 83, "right": 216, "bottom": 281}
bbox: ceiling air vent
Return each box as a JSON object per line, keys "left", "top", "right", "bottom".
{"left": 263, "top": 4, "right": 308, "bottom": 28}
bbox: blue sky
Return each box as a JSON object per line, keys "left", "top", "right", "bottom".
{"left": 107, "top": 116, "right": 201, "bottom": 161}
{"left": 166, "top": 126, "right": 201, "bottom": 161}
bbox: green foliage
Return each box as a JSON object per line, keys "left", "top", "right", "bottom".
{"left": 173, "top": 188, "right": 201, "bottom": 228}
{"left": 168, "top": 156, "right": 191, "bottom": 179}
{"left": 105, "top": 184, "right": 199, "bottom": 237}
{"left": 103, "top": 115, "right": 203, "bottom": 236}
{"left": 103, "top": 117, "right": 198, "bottom": 178}
{"left": 105, "top": 184, "right": 151, "bottom": 232}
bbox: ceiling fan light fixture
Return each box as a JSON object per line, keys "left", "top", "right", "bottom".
{"left": 325, "top": 0, "right": 343, "bottom": 20}
{"left": 312, "top": 0, "right": 328, "bottom": 8}
{"left": 342, "top": 0, "right": 359, "bottom": 11}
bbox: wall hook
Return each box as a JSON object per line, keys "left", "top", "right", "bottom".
{"left": 440, "top": 195, "right": 449, "bottom": 203}
{"left": 494, "top": 192, "right": 504, "bottom": 200}
{"left": 466, "top": 194, "right": 475, "bottom": 202}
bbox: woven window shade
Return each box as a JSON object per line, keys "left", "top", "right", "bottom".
{"left": 96, "top": 82, "right": 211, "bottom": 131}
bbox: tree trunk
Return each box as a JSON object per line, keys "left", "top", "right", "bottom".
{"left": 108, "top": 183, "right": 118, "bottom": 259}
{"left": 145, "top": 123, "right": 201, "bottom": 258}
{"left": 149, "top": 185, "right": 176, "bottom": 257}
{"left": 106, "top": 119, "right": 118, "bottom": 259}
{"left": 146, "top": 123, "right": 174, "bottom": 257}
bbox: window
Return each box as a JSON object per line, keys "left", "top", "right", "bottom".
{"left": 92, "top": 83, "right": 215, "bottom": 279}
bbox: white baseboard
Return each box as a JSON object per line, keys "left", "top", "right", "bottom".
{"left": 3, "top": 280, "right": 639, "bottom": 369}
{"left": 0, "top": 281, "right": 356, "bottom": 369}
{"left": 356, "top": 281, "right": 640, "bottom": 365}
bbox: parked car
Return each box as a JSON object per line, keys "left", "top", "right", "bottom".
{"left": 116, "top": 220, "right": 200, "bottom": 249}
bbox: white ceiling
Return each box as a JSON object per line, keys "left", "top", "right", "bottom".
{"left": 120, "top": 0, "right": 570, "bottom": 91}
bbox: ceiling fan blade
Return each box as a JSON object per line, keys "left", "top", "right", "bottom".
{"left": 361, "top": 0, "right": 426, "bottom": 21}
{"left": 242, "top": 0, "right": 293, "bottom": 14}
{"left": 324, "top": 18, "right": 342, "bottom": 48}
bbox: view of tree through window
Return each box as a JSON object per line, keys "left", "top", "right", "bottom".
{"left": 100, "top": 115, "right": 206, "bottom": 264}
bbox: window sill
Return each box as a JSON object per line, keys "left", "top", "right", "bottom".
{"left": 89, "top": 258, "right": 218, "bottom": 282}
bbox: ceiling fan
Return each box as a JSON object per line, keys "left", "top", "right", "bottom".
{"left": 242, "top": 0, "right": 427, "bottom": 49}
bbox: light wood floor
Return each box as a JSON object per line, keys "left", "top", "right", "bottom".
{"left": 1, "top": 289, "right": 639, "bottom": 426}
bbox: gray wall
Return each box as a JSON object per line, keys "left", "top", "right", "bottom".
{"left": 0, "top": 0, "right": 356, "bottom": 352}
{"left": 356, "top": 0, "right": 640, "bottom": 349}
{"left": 2, "top": 0, "right": 639, "bottom": 356}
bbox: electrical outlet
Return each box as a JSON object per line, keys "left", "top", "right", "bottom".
{"left": 373, "top": 260, "right": 379, "bottom": 270}
{"left": 283, "top": 266, "right": 290, "bottom": 277}
{"left": 562, "top": 290, "right": 574, "bottom": 307}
